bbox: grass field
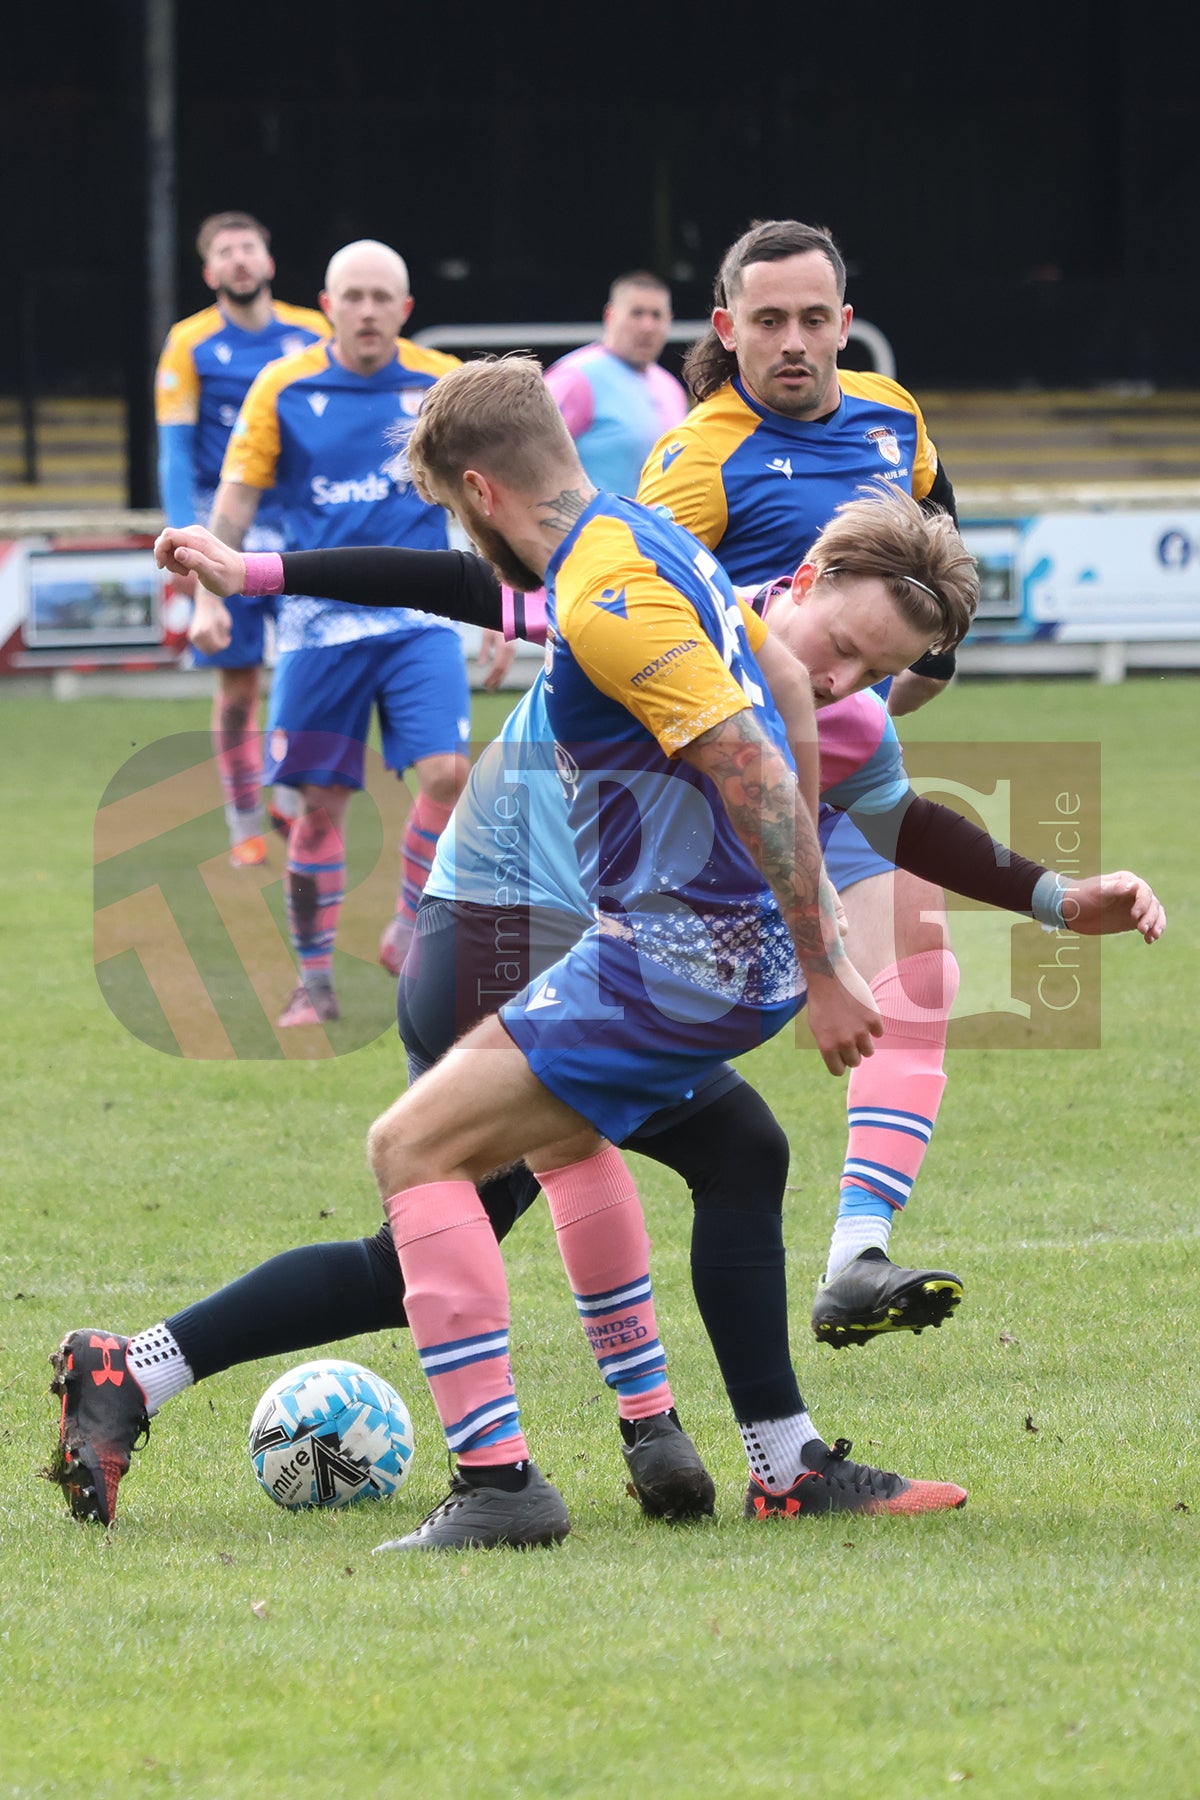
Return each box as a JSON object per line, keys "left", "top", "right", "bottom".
{"left": 1, "top": 677, "right": 1197, "bottom": 1798}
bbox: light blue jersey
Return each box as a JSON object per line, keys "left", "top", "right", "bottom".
{"left": 425, "top": 675, "right": 589, "bottom": 919}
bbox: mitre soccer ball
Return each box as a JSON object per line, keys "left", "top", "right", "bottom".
{"left": 248, "top": 1359, "right": 415, "bottom": 1509}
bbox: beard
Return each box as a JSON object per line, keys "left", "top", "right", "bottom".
{"left": 216, "top": 280, "right": 266, "bottom": 306}
{"left": 468, "top": 515, "right": 544, "bottom": 592}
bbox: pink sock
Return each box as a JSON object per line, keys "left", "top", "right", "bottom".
{"left": 841, "top": 949, "right": 959, "bottom": 1212}
{"left": 285, "top": 808, "right": 345, "bottom": 981}
{"left": 534, "top": 1145, "right": 673, "bottom": 1423}
{"left": 386, "top": 1181, "right": 529, "bottom": 1466}
{"left": 211, "top": 691, "right": 263, "bottom": 839}
{"left": 395, "top": 793, "right": 454, "bottom": 930}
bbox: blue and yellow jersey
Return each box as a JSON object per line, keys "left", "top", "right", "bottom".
{"left": 154, "top": 301, "right": 330, "bottom": 497}
{"left": 542, "top": 493, "right": 798, "bottom": 1003}
{"left": 221, "top": 337, "right": 462, "bottom": 651}
{"left": 637, "top": 370, "right": 940, "bottom": 584}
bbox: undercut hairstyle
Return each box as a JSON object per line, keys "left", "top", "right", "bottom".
{"left": 406, "top": 355, "right": 580, "bottom": 502}
{"left": 683, "top": 219, "right": 847, "bottom": 403}
{"left": 196, "top": 211, "right": 270, "bottom": 260}
{"left": 607, "top": 270, "right": 671, "bottom": 306}
{"left": 807, "top": 483, "right": 978, "bottom": 651}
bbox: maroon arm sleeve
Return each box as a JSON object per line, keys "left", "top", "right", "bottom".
{"left": 849, "top": 791, "right": 1050, "bottom": 914}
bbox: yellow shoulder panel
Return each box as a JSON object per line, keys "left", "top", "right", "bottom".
{"left": 839, "top": 370, "right": 939, "bottom": 497}
{"left": 556, "top": 514, "right": 750, "bottom": 756}
{"left": 154, "top": 307, "right": 223, "bottom": 425}
{"left": 396, "top": 340, "right": 463, "bottom": 378}
{"left": 273, "top": 301, "right": 333, "bottom": 337}
{"left": 218, "top": 341, "right": 330, "bottom": 491}
{"left": 637, "top": 384, "right": 760, "bottom": 549}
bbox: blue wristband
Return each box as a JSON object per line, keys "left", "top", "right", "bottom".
{"left": 1030, "top": 869, "right": 1068, "bottom": 930}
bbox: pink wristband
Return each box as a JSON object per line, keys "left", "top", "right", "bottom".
{"left": 241, "top": 552, "right": 285, "bottom": 597}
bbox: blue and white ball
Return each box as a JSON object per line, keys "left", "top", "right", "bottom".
{"left": 249, "top": 1359, "right": 414, "bottom": 1509}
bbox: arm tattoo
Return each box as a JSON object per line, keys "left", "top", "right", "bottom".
{"left": 687, "top": 709, "right": 842, "bottom": 973}
{"left": 534, "top": 485, "right": 596, "bottom": 535}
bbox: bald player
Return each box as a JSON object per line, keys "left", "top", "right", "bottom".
{"left": 199, "top": 239, "right": 469, "bottom": 1025}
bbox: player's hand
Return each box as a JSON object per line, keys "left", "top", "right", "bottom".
{"left": 477, "top": 629, "right": 516, "bottom": 691}
{"left": 155, "top": 525, "right": 246, "bottom": 599}
{"left": 802, "top": 957, "right": 885, "bottom": 1076}
{"left": 188, "top": 589, "right": 233, "bottom": 655}
{"left": 1061, "top": 871, "right": 1166, "bottom": 943}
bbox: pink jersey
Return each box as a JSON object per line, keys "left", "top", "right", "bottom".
{"left": 545, "top": 344, "right": 688, "bottom": 497}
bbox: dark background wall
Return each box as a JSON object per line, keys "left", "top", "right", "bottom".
{"left": 4, "top": 0, "right": 1198, "bottom": 401}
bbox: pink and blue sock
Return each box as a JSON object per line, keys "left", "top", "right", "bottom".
{"left": 535, "top": 1145, "right": 673, "bottom": 1422}
{"left": 385, "top": 1180, "right": 529, "bottom": 1468}
{"left": 285, "top": 807, "right": 344, "bottom": 986}
{"left": 395, "top": 792, "right": 453, "bottom": 932}
{"left": 826, "top": 949, "right": 958, "bottom": 1281}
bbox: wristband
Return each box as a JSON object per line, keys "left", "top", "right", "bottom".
{"left": 241, "top": 552, "right": 285, "bottom": 597}
{"left": 1030, "top": 869, "right": 1068, "bottom": 931}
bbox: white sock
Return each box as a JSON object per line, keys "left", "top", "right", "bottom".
{"left": 825, "top": 1214, "right": 893, "bottom": 1284}
{"left": 126, "top": 1323, "right": 194, "bottom": 1416}
{"left": 740, "top": 1411, "right": 823, "bottom": 1492}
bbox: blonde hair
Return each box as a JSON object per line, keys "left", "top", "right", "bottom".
{"left": 807, "top": 483, "right": 978, "bottom": 650}
{"left": 407, "top": 355, "right": 579, "bottom": 502}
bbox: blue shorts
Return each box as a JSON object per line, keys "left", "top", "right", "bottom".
{"left": 500, "top": 923, "right": 800, "bottom": 1145}
{"left": 189, "top": 492, "right": 283, "bottom": 671}
{"left": 819, "top": 805, "right": 893, "bottom": 893}
{"left": 265, "top": 628, "right": 470, "bottom": 790}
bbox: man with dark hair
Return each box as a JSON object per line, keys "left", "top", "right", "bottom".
{"left": 155, "top": 212, "right": 329, "bottom": 863}
{"left": 50, "top": 471, "right": 1165, "bottom": 1541}
{"left": 640, "top": 218, "right": 970, "bottom": 1347}
{"left": 544, "top": 272, "right": 688, "bottom": 496}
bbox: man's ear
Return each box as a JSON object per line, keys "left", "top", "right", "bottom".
{"left": 461, "top": 469, "right": 493, "bottom": 516}
{"left": 790, "top": 562, "right": 817, "bottom": 602}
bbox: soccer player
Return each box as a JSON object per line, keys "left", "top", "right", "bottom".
{"left": 202, "top": 238, "right": 471, "bottom": 1026}
{"left": 638, "top": 217, "right": 970, "bottom": 1346}
{"left": 155, "top": 211, "right": 330, "bottom": 864}
{"left": 48, "top": 487, "right": 1164, "bottom": 1535}
{"left": 545, "top": 271, "right": 688, "bottom": 495}
{"left": 476, "top": 272, "right": 687, "bottom": 693}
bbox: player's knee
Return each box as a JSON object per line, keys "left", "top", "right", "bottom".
{"left": 416, "top": 754, "right": 469, "bottom": 807}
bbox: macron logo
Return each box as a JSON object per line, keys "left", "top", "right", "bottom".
{"left": 662, "top": 443, "right": 684, "bottom": 470}
{"left": 308, "top": 392, "right": 330, "bottom": 417}
{"left": 767, "top": 457, "right": 794, "bottom": 479}
{"left": 526, "top": 982, "right": 561, "bottom": 1012}
{"left": 214, "top": 343, "right": 232, "bottom": 365}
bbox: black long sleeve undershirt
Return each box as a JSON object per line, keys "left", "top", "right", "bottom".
{"left": 851, "top": 790, "right": 1051, "bottom": 918}
{"left": 277, "top": 545, "right": 1050, "bottom": 918}
{"left": 279, "top": 546, "right": 504, "bottom": 631}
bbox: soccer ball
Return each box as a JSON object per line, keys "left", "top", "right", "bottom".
{"left": 248, "top": 1359, "right": 414, "bottom": 1509}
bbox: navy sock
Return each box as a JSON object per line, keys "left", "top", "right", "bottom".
{"left": 167, "top": 1235, "right": 407, "bottom": 1382}
{"left": 690, "top": 1209, "right": 805, "bottom": 1422}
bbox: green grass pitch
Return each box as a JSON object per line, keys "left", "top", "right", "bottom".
{"left": 0, "top": 676, "right": 1196, "bottom": 1797}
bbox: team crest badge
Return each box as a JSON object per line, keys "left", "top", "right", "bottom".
{"left": 398, "top": 388, "right": 425, "bottom": 417}
{"left": 270, "top": 729, "right": 289, "bottom": 764}
{"left": 866, "top": 427, "right": 902, "bottom": 466}
{"left": 280, "top": 334, "right": 307, "bottom": 357}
